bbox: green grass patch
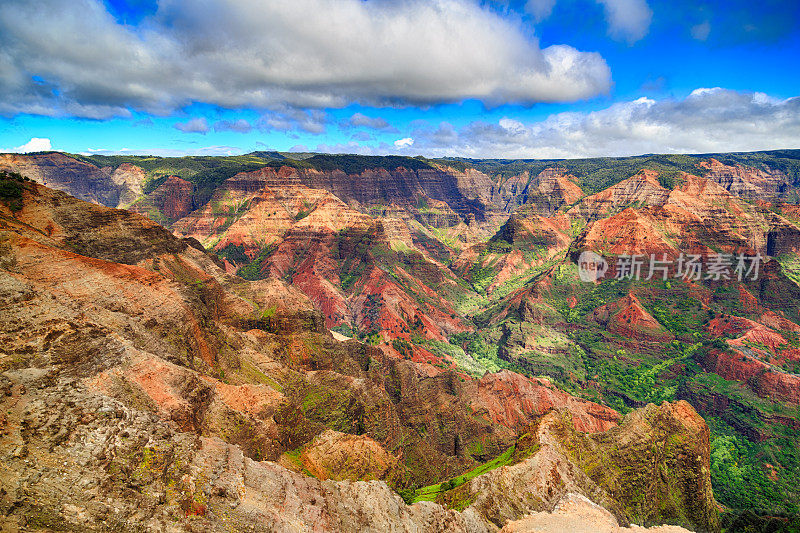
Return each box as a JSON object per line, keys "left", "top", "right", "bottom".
{"left": 412, "top": 444, "right": 516, "bottom": 503}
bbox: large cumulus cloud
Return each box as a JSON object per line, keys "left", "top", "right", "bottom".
{"left": 0, "top": 0, "right": 612, "bottom": 119}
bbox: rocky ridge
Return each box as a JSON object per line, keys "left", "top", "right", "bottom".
{"left": 0, "top": 178, "right": 721, "bottom": 531}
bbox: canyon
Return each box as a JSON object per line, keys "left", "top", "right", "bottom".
{"left": 2, "top": 149, "right": 800, "bottom": 531}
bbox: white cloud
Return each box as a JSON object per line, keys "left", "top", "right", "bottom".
{"left": 347, "top": 113, "right": 394, "bottom": 131}
{"left": 498, "top": 118, "right": 527, "bottom": 135}
{"left": 411, "top": 89, "right": 800, "bottom": 158}
{"left": 596, "top": 0, "right": 652, "bottom": 43}
{"left": 525, "top": 0, "right": 557, "bottom": 22}
{"left": 174, "top": 117, "right": 209, "bottom": 134}
{"left": 0, "top": 0, "right": 612, "bottom": 118}
{"left": 12, "top": 137, "right": 52, "bottom": 153}
{"left": 214, "top": 119, "right": 252, "bottom": 133}
{"left": 256, "top": 109, "right": 328, "bottom": 134}
{"left": 690, "top": 21, "right": 711, "bottom": 41}
{"left": 525, "top": 0, "right": 651, "bottom": 42}
{"left": 394, "top": 137, "right": 415, "bottom": 149}
{"left": 78, "top": 145, "right": 243, "bottom": 157}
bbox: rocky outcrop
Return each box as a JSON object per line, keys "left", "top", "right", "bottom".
{"left": 573, "top": 207, "right": 677, "bottom": 259}
{"left": 495, "top": 213, "right": 571, "bottom": 249}
{"left": 592, "top": 293, "right": 674, "bottom": 342}
{"left": 172, "top": 171, "right": 375, "bottom": 257}
{"left": 698, "top": 158, "right": 788, "bottom": 201}
{"left": 433, "top": 403, "right": 718, "bottom": 533}
{"left": 297, "top": 165, "right": 498, "bottom": 220}
{"left": 0, "top": 152, "right": 146, "bottom": 208}
{"left": 130, "top": 175, "right": 194, "bottom": 223}
{"left": 549, "top": 402, "right": 719, "bottom": 532}
{"left": 473, "top": 371, "right": 621, "bottom": 433}
{"left": 110, "top": 162, "right": 147, "bottom": 208}
{"left": 572, "top": 172, "right": 800, "bottom": 260}
{"left": 525, "top": 168, "right": 585, "bottom": 216}
{"left": 493, "top": 171, "right": 534, "bottom": 211}
{"left": 451, "top": 212, "right": 571, "bottom": 296}
{"left": 569, "top": 170, "right": 670, "bottom": 221}
{"left": 0, "top": 365, "right": 715, "bottom": 532}
{"left": 284, "top": 429, "right": 401, "bottom": 482}
{"left": 188, "top": 162, "right": 503, "bottom": 232}
{"left": 500, "top": 493, "right": 691, "bottom": 533}
{"left": 697, "top": 346, "right": 800, "bottom": 405}
{"left": 0, "top": 371, "right": 480, "bottom": 532}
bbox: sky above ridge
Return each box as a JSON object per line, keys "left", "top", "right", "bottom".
{"left": 1, "top": 0, "right": 799, "bottom": 159}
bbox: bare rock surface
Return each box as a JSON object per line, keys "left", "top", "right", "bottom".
{"left": 500, "top": 493, "right": 692, "bottom": 533}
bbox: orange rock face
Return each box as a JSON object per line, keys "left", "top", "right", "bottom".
{"left": 130, "top": 175, "right": 194, "bottom": 223}
{"left": 523, "top": 168, "right": 585, "bottom": 216}
{"left": 698, "top": 158, "right": 788, "bottom": 200}
{"left": 473, "top": 370, "right": 621, "bottom": 433}
{"left": 570, "top": 170, "right": 669, "bottom": 221}
{"left": 573, "top": 172, "right": 800, "bottom": 260}
{"left": 592, "top": 293, "right": 674, "bottom": 342}
{"left": 576, "top": 207, "right": 678, "bottom": 258}
{"left": 288, "top": 430, "right": 399, "bottom": 481}
{"left": 699, "top": 348, "right": 800, "bottom": 405}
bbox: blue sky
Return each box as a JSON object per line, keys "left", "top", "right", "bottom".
{"left": 1, "top": 0, "right": 798, "bottom": 158}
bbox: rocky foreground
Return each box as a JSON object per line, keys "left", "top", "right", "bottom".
{"left": 0, "top": 178, "right": 720, "bottom": 531}
{"left": 500, "top": 493, "right": 692, "bottom": 533}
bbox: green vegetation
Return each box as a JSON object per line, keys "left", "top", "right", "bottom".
{"left": 465, "top": 236, "right": 553, "bottom": 297}
{"left": 561, "top": 279, "right": 800, "bottom": 517}
{"left": 260, "top": 305, "right": 278, "bottom": 320}
{"left": 450, "top": 332, "right": 501, "bottom": 372}
{"left": 391, "top": 338, "right": 413, "bottom": 358}
{"left": 777, "top": 253, "right": 800, "bottom": 286}
{"left": 412, "top": 335, "right": 494, "bottom": 375}
{"left": 412, "top": 444, "right": 517, "bottom": 503}
{"left": 554, "top": 276, "right": 632, "bottom": 323}
{"left": 215, "top": 243, "right": 250, "bottom": 266}
{"left": 0, "top": 170, "right": 29, "bottom": 211}
{"left": 706, "top": 413, "right": 800, "bottom": 519}
{"left": 304, "top": 154, "right": 436, "bottom": 174}
{"left": 236, "top": 244, "right": 275, "bottom": 281}
{"left": 462, "top": 153, "right": 705, "bottom": 193}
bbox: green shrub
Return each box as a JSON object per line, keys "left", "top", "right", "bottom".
{"left": 0, "top": 179, "right": 22, "bottom": 199}
{"left": 0, "top": 171, "right": 26, "bottom": 211}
